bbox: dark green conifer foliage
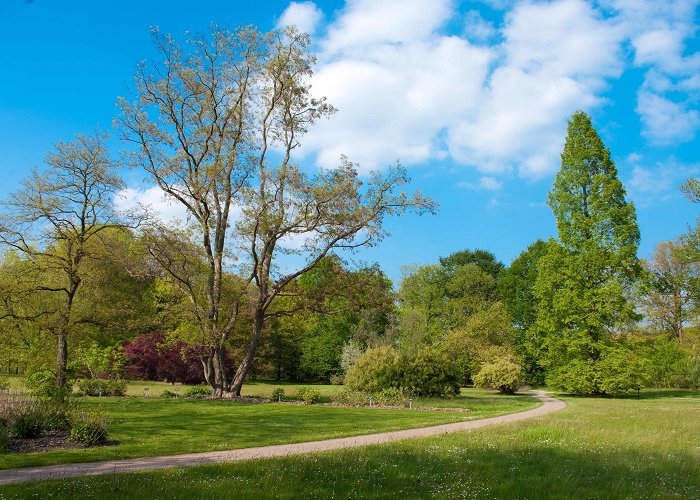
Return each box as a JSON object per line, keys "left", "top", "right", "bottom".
{"left": 535, "top": 111, "right": 641, "bottom": 395}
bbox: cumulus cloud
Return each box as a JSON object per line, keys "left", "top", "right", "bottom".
{"left": 277, "top": 0, "right": 698, "bottom": 179}
{"left": 289, "top": 0, "right": 629, "bottom": 178}
{"left": 458, "top": 176, "right": 504, "bottom": 191}
{"left": 625, "top": 155, "right": 699, "bottom": 206}
{"left": 276, "top": 1, "right": 324, "bottom": 35}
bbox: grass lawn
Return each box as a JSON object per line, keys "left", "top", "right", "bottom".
{"left": 0, "top": 388, "right": 539, "bottom": 470}
{"left": 2, "top": 389, "right": 697, "bottom": 498}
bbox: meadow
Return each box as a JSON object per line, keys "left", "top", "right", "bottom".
{"left": 0, "top": 382, "right": 538, "bottom": 470}
{"left": 1, "top": 390, "right": 697, "bottom": 499}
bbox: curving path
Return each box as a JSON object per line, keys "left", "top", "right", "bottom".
{"left": 0, "top": 391, "right": 565, "bottom": 485}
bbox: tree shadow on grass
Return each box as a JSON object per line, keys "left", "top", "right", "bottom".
{"left": 2, "top": 441, "right": 698, "bottom": 499}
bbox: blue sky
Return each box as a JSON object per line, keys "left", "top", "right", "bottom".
{"left": 1, "top": 0, "right": 698, "bottom": 283}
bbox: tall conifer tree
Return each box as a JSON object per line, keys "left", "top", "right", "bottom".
{"left": 534, "top": 111, "right": 641, "bottom": 395}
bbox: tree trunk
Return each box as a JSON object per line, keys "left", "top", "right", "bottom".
{"left": 55, "top": 330, "right": 68, "bottom": 401}
{"left": 230, "top": 310, "right": 264, "bottom": 396}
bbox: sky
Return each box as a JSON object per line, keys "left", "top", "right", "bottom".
{"left": 0, "top": 0, "right": 698, "bottom": 284}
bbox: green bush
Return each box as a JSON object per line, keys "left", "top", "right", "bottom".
{"left": 159, "top": 390, "right": 178, "bottom": 398}
{"left": 344, "top": 346, "right": 460, "bottom": 397}
{"left": 26, "top": 370, "right": 70, "bottom": 400}
{"left": 271, "top": 388, "right": 285, "bottom": 402}
{"left": 473, "top": 358, "right": 523, "bottom": 394}
{"left": 333, "top": 388, "right": 410, "bottom": 407}
{"left": 344, "top": 346, "right": 402, "bottom": 394}
{"left": 374, "top": 387, "right": 410, "bottom": 406}
{"left": 185, "top": 385, "right": 212, "bottom": 397}
{"left": 297, "top": 387, "right": 321, "bottom": 404}
{"left": 0, "top": 376, "right": 8, "bottom": 391}
{"left": 70, "top": 411, "right": 108, "bottom": 446}
{"left": 10, "top": 409, "right": 43, "bottom": 438}
{"left": 77, "top": 378, "right": 127, "bottom": 397}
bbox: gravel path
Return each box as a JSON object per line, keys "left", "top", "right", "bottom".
{"left": 0, "top": 390, "right": 565, "bottom": 485}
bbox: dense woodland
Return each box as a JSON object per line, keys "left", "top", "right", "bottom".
{"left": 0, "top": 27, "right": 698, "bottom": 398}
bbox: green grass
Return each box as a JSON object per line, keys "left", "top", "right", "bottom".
{"left": 2, "top": 390, "right": 697, "bottom": 499}
{"left": 0, "top": 388, "right": 538, "bottom": 470}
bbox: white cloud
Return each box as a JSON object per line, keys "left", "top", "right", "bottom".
{"left": 115, "top": 186, "right": 189, "bottom": 225}
{"left": 625, "top": 156, "right": 699, "bottom": 206}
{"left": 276, "top": 2, "right": 324, "bottom": 35}
{"left": 637, "top": 90, "right": 700, "bottom": 145}
{"left": 458, "top": 176, "right": 504, "bottom": 191}
{"left": 463, "top": 10, "right": 497, "bottom": 43}
{"left": 604, "top": 0, "right": 700, "bottom": 144}
{"left": 279, "top": 0, "right": 698, "bottom": 179}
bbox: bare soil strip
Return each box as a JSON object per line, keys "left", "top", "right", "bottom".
{"left": 0, "top": 391, "right": 564, "bottom": 485}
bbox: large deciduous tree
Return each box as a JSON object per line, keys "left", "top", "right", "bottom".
{"left": 119, "top": 26, "right": 435, "bottom": 397}
{"left": 0, "top": 133, "right": 128, "bottom": 397}
{"left": 641, "top": 241, "right": 697, "bottom": 340}
{"left": 533, "top": 111, "right": 641, "bottom": 395}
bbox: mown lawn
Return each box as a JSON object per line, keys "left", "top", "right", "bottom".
{"left": 2, "top": 390, "right": 697, "bottom": 499}
{"left": 0, "top": 388, "right": 539, "bottom": 470}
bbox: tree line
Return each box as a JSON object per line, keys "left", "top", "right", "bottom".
{"left": 0, "top": 25, "right": 697, "bottom": 398}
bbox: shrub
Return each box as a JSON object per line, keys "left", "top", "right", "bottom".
{"left": 344, "top": 346, "right": 402, "bottom": 394}
{"left": 0, "top": 392, "right": 70, "bottom": 439}
{"left": 70, "top": 411, "right": 108, "bottom": 446}
{"left": 297, "top": 387, "right": 321, "bottom": 404}
{"left": 402, "top": 348, "right": 461, "bottom": 397}
{"left": 0, "top": 376, "right": 8, "bottom": 391}
{"left": 374, "top": 387, "right": 409, "bottom": 406}
{"left": 26, "top": 370, "right": 70, "bottom": 400}
{"left": 329, "top": 373, "right": 344, "bottom": 385}
{"left": 159, "top": 390, "right": 178, "bottom": 399}
{"left": 185, "top": 385, "right": 212, "bottom": 397}
{"left": 332, "top": 388, "right": 409, "bottom": 407}
{"left": 77, "top": 378, "right": 127, "bottom": 397}
{"left": 271, "top": 388, "right": 285, "bottom": 402}
{"left": 124, "top": 332, "right": 213, "bottom": 385}
{"left": 474, "top": 358, "right": 523, "bottom": 395}
{"left": 344, "top": 346, "right": 460, "bottom": 397}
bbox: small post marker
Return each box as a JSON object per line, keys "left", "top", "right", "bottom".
{"left": 369, "top": 396, "right": 373, "bottom": 408}
{"left": 144, "top": 387, "right": 150, "bottom": 398}
{"left": 409, "top": 397, "right": 413, "bottom": 410}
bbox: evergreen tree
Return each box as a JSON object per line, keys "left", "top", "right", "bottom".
{"left": 534, "top": 111, "right": 641, "bottom": 395}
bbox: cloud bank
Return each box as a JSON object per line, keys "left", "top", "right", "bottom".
{"left": 274, "top": 0, "right": 699, "bottom": 180}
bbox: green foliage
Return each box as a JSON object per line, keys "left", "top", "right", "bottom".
{"left": 185, "top": 385, "right": 212, "bottom": 397}
{"left": 74, "top": 342, "right": 125, "bottom": 379}
{"left": 332, "top": 387, "right": 409, "bottom": 407}
{"left": 547, "top": 344, "right": 651, "bottom": 396}
{"left": 159, "top": 390, "right": 178, "bottom": 399}
{"left": 0, "top": 376, "right": 8, "bottom": 391}
{"left": 344, "top": 346, "right": 460, "bottom": 397}
{"left": 26, "top": 370, "right": 70, "bottom": 401}
{"left": 534, "top": 111, "right": 641, "bottom": 395}
{"left": 77, "top": 378, "right": 127, "bottom": 397}
{"left": 271, "top": 388, "right": 285, "bottom": 401}
{"left": 439, "top": 248, "right": 504, "bottom": 281}
{"left": 296, "top": 387, "right": 321, "bottom": 404}
{"left": 473, "top": 359, "right": 523, "bottom": 394}
{"left": 69, "top": 411, "right": 108, "bottom": 446}
{"left": 344, "top": 345, "right": 402, "bottom": 394}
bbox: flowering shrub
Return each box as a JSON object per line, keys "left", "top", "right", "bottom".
{"left": 70, "top": 410, "right": 108, "bottom": 446}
